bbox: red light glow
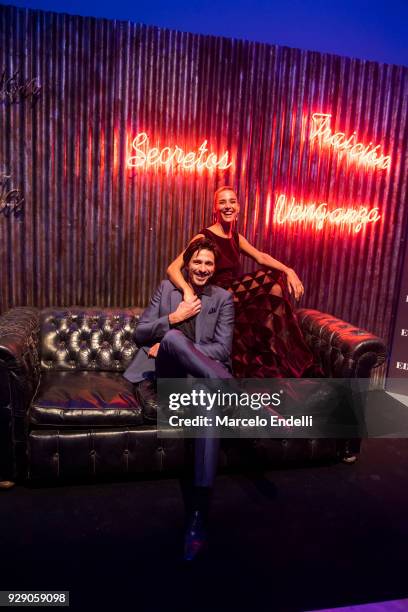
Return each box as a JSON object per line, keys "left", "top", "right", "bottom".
{"left": 127, "top": 132, "right": 233, "bottom": 172}
{"left": 310, "top": 113, "right": 391, "bottom": 170}
{"left": 273, "top": 193, "right": 381, "bottom": 233}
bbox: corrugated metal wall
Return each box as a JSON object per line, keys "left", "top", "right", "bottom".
{"left": 1, "top": 5, "right": 407, "bottom": 346}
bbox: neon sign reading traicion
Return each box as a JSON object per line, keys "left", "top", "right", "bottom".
{"left": 127, "top": 132, "right": 232, "bottom": 171}
{"left": 273, "top": 194, "right": 381, "bottom": 233}
{"left": 310, "top": 113, "right": 391, "bottom": 170}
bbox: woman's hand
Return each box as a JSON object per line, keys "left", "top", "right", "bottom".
{"left": 286, "top": 268, "right": 304, "bottom": 301}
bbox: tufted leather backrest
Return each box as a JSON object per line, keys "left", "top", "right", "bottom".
{"left": 40, "top": 308, "right": 143, "bottom": 371}
{"left": 297, "top": 309, "right": 386, "bottom": 378}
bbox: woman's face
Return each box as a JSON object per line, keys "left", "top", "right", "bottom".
{"left": 214, "top": 189, "right": 240, "bottom": 223}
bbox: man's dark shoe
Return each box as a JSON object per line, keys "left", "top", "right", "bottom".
{"left": 183, "top": 510, "right": 208, "bottom": 561}
{"left": 135, "top": 378, "right": 158, "bottom": 422}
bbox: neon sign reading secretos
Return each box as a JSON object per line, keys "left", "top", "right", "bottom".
{"left": 127, "top": 132, "right": 232, "bottom": 171}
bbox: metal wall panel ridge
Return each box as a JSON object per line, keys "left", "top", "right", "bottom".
{"left": 0, "top": 5, "right": 407, "bottom": 349}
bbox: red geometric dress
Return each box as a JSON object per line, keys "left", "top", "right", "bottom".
{"left": 200, "top": 228, "right": 315, "bottom": 378}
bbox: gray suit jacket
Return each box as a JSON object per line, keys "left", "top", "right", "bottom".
{"left": 123, "top": 280, "right": 234, "bottom": 383}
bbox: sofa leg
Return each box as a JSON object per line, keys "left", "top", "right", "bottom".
{"left": 0, "top": 480, "right": 15, "bottom": 489}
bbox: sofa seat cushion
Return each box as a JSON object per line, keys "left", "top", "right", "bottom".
{"left": 30, "top": 371, "right": 143, "bottom": 426}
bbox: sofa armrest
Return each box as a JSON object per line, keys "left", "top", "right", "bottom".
{"left": 296, "top": 308, "right": 386, "bottom": 378}
{"left": 0, "top": 307, "right": 41, "bottom": 398}
{"left": 0, "top": 308, "right": 40, "bottom": 481}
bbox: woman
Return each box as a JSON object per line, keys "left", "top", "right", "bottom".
{"left": 167, "top": 186, "right": 315, "bottom": 378}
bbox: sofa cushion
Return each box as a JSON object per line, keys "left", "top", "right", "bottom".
{"left": 30, "top": 371, "right": 143, "bottom": 426}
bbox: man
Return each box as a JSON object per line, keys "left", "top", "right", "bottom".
{"left": 124, "top": 238, "right": 234, "bottom": 560}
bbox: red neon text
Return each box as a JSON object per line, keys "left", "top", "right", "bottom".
{"left": 310, "top": 114, "right": 391, "bottom": 170}
{"left": 273, "top": 194, "right": 381, "bottom": 233}
{"left": 127, "top": 132, "right": 232, "bottom": 171}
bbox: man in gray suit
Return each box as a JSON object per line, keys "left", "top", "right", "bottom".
{"left": 124, "top": 239, "right": 234, "bottom": 384}
{"left": 124, "top": 237, "right": 234, "bottom": 560}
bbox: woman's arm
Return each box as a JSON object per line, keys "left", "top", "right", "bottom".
{"left": 238, "top": 234, "right": 304, "bottom": 300}
{"left": 166, "top": 233, "right": 205, "bottom": 301}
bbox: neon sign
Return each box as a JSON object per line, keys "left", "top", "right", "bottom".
{"left": 0, "top": 172, "right": 24, "bottom": 219}
{"left": 0, "top": 68, "right": 41, "bottom": 106}
{"left": 310, "top": 113, "right": 391, "bottom": 170}
{"left": 273, "top": 193, "right": 381, "bottom": 233}
{"left": 127, "top": 132, "right": 232, "bottom": 171}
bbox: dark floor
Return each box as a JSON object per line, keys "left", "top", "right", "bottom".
{"left": 1, "top": 438, "right": 408, "bottom": 612}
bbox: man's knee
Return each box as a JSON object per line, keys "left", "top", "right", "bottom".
{"left": 161, "top": 329, "right": 189, "bottom": 352}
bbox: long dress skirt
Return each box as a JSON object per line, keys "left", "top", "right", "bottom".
{"left": 225, "top": 269, "right": 316, "bottom": 378}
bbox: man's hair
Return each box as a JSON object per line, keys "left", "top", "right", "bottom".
{"left": 183, "top": 238, "right": 219, "bottom": 267}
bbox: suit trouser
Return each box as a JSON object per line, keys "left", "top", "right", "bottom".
{"left": 155, "top": 329, "right": 233, "bottom": 487}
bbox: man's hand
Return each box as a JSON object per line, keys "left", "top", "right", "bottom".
{"left": 148, "top": 342, "right": 160, "bottom": 358}
{"left": 169, "top": 298, "right": 201, "bottom": 325}
{"left": 286, "top": 268, "right": 304, "bottom": 301}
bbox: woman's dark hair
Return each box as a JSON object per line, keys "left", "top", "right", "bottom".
{"left": 183, "top": 238, "right": 219, "bottom": 267}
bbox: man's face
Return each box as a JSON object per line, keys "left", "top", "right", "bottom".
{"left": 186, "top": 249, "right": 215, "bottom": 288}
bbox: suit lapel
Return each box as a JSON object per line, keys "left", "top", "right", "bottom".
{"left": 170, "top": 288, "right": 182, "bottom": 314}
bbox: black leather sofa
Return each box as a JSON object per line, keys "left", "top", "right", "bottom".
{"left": 0, "top": 305, "right": 386, "bottom": 484}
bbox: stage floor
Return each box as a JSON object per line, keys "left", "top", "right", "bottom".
{"left": 1, "top": 437, "right": 408, "bottom": 612}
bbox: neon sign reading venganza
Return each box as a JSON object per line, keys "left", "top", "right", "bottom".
{"left": 127, "top": 132, "right": 233, "bottom": 171}
{"left": 310, "top": 113, "right": 391, "bottom": 170}
{"left": 273, "top": 194, "right": 381, "bottom": 233}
